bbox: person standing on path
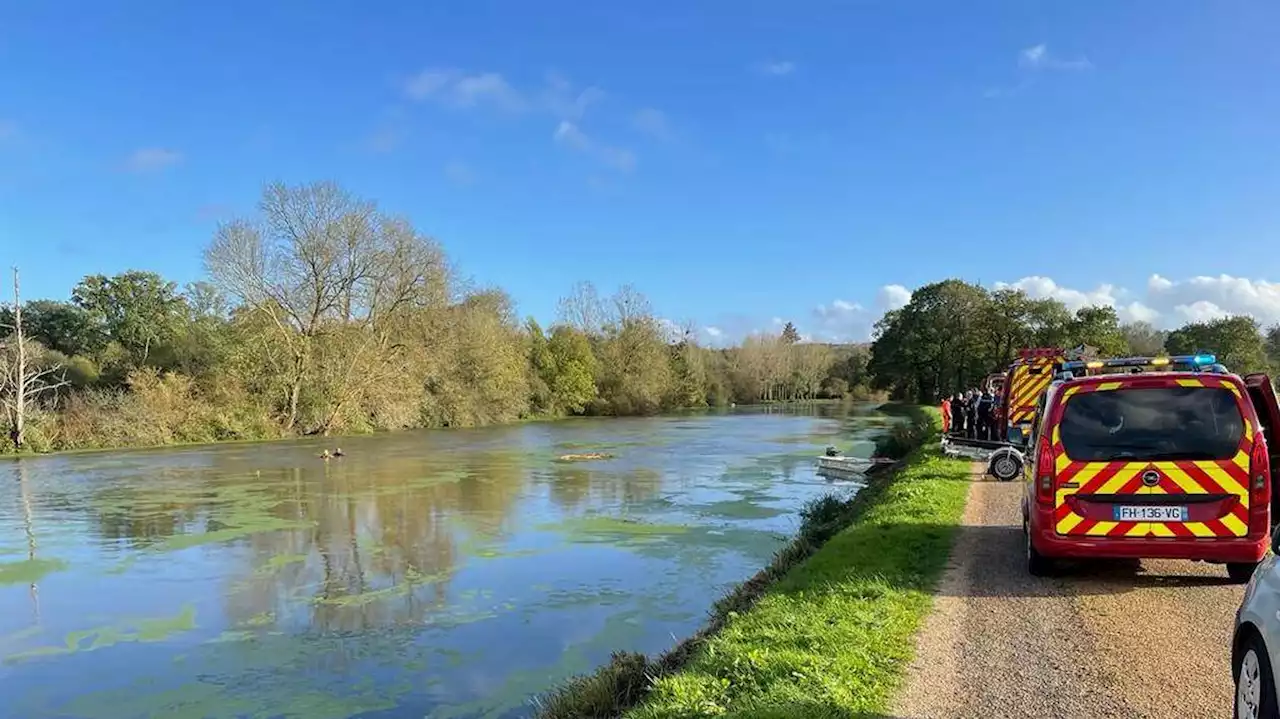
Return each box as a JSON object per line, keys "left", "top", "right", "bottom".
{"left": 953, "top": 393, "right": 969, "bottom": 437}
{"left": 941, "top": 395, "right": 952, "bottom": 434}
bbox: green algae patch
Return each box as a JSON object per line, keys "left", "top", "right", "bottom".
{"left": 313, "top": 568, "right": 450, "bottom": 608}
{"left": 539, "top": 516, "right": 691, "bottom": 543}
{"left": 691, "top": 498, "right": 789, "bottom": 520}
{"left": 241, "top": 611, "right": 275, "bottom": 627}
{"left": 5, "top": 604, "right": 197, "bottom": 664}
{"left": 255, "top": 552, "right": 308, "bottom": 574}
{"left": 0, "top": 557, "right": 69, "bottom": 585}
{"left": 153, "top": 517, "right": 314, "bottom": 552}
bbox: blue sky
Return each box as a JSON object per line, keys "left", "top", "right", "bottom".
{"left": 2, "top": 1, "right": 1279, "bottom": 342}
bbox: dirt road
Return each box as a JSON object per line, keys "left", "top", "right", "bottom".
{"left": 893, "top": 472, "right": 1242, "bottom": 719}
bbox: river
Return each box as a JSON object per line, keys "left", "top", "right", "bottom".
{"left": 0, "top": 403, "right": 899, "bottom": 719}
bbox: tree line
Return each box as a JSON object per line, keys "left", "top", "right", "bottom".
{"left": 868, "top": 278, "right": 1280, "bottom": 403}
{"left": 7, "top": 185, "right": 1276, "bottom": 453}
{"left": 0, "top": 182, "right": 872, "bottom": 453}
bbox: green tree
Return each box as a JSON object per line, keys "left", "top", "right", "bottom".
{"left": 868, "top": 279, "right": 991, "bottom": 402}
{"left": 1264, "top": 324, "right": 1280, "bottom": 374}
{"left": 547, "top": 325, "right": 598, "bottom": 414}
{"left": 9, "top": 300, "right": 104, "bottom": 358}
{"left": 1068, "top": 306, "right": 1127, "bottom": 357}
{"left": 667, "top": 329, "right": 709, "bottom": 409}
{"left": 1120, "top": 321, "right": 1168, "bottom": 356}
{"left": 1164, "top": 316, "right": 1268, "bottom": 374}
{"left": 780, "top": 322, "right": 801, "bottom": 344}
{"left": 526, "top": 318, "right": 556, "bottom": 414}
{"left": 71, "top": 270, "right": 185, "bottom": 369}
{"left": 593, "top": 286, "right": 672, "bottom": 415}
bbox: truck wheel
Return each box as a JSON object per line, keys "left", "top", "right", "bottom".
{"left": 1229, "top": 562, "right": 1262, "bottom": 584}
{"left": 1026, "top": 519, "right": 1055, "bottom": 577}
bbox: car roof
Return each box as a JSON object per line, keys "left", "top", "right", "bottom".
{"left": 1045, "top": 371, "right": 1244, "bottom": 404}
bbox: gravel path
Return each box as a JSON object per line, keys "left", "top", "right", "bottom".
{"left": 892, "top": 468, "right": 1240, "bottom": 719}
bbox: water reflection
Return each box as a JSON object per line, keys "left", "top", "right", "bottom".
{"left": 0, "top": 404, "right": 897, "bottom": 718}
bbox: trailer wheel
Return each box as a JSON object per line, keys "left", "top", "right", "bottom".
{"left": 989, "top": 449, "right": 1023, "bottom": 482}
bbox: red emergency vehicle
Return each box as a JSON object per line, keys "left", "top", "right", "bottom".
{"left": 1023, "top": 354, "right": 1280, "bottom": 582}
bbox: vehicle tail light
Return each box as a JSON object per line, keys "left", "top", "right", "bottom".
{"left": 1249, "top": 435, "right": 1271, "bottom": 538}
{"left": 1035, "top": 438, "right": 1055, "bottom": 506}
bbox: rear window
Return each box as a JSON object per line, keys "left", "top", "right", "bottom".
{"left": 1057, "top": 386, "right": 1244, "bottom": 462}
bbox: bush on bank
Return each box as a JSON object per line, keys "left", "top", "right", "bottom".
{"left": 534, "top": 407, "right": 970, "bottom": 719}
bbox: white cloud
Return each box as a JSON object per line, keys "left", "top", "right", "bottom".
{"left": 632, "top": 108, "right": 671, "bottom": 140}
{"left": 553, "top": 121, "right": 636, "bottom": 172}
{"left": 994, "top": 276, "right": 1119, "bottom": 310}
{"left": 123, "top": 147, "right": 182, "bottom": 173}
{"left": 690, "top": 273, "right": 1280, "bottom": 349}
{"left": 995, "top": 273, "right": 1280, "bottom": 328}
{"left": 810, "top": 299, "right": 873, "bottom": 342}
{"left": 406, "top": 68, "right": 610, "bottom": 119}
{"left": 753, "top": 60, "right": 796, "bottom": 77}
{"left": 1018, "top": 43, "right": 1093, "bottom": 71}
{"left": 1148, "top": 274, "right": 1280, "bottom": 326}
{"left": 877, "top": 284, "right": 913, "bottom": 311}
{"left": 404, "top": 68, "right": 525, "bottom": 111}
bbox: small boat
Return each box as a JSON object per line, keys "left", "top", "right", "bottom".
{"left": 815, "top": 454, "right": 895, "bottom": 479}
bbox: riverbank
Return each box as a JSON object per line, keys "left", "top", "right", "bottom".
{"left": 533, "top": 407, "right": 972, "bottom": 718}
{"left": 0, "top": 398, "right": 881, "bottom": 460}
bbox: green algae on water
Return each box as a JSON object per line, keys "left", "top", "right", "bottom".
{"left": 255, "top": 552, "right": 308, "bottom": 574}
{"left": 0, "top": 557, "right": 68, "bottom": 585}
{"left": 4, "top": 604, "right": 196, "bottom": 664}
{"left": 691, "top": 498, "right": 789, "bottom": 520}
{"left": 153, "top": 517, "right": 314, "bottom": 552}
{"left": 312, "top": 567, "right": 449, "bottom": 608}
{"left": 538, "top": 515, "right": 690, "bottom": 543}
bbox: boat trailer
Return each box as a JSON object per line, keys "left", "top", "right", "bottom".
{"left": 941, "top": 435, "right": 1026, "bottom": 482}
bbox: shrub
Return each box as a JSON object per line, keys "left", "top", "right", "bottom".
{"left": 534, "top": 652, "right": 653, "bottom": 719}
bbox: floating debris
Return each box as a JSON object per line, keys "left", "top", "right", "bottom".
{"left": 556, "top": 452, "right": 614, "bottom": 462}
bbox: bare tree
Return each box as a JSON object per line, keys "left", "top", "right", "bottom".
{"left": 205, "top": 182, "right": 444, "bottom": 432}
{"left": 556, "top": 281, "right": 605, "bottom": 335}
{"left": 0, "top": 268, "right": 67, "bottom": 450}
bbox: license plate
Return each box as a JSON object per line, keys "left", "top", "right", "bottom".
{"left": 1112, "top": 505, "right": 1188, "bottom": 522}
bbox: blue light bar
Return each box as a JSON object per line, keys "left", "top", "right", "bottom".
{"left": 1057, "top": 354, "right": 1217, "bottom": 373}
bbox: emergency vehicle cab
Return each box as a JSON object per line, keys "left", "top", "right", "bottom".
{"left": 1022, "top": 354, "right": 1280, "bottom": 582}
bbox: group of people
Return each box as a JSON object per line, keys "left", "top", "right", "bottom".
{"left": 941, "top": 387, "right": 1001, "bottom": 442}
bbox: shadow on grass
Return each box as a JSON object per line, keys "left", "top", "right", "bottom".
{"left": 783, "top": 517, "right": 1238, "bottom": 606}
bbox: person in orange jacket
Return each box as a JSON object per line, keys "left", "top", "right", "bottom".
{"left": 941, "top": 395, "right": 952, "bottom": 434}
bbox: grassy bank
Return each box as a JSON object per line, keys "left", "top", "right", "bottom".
{"left": 534, "top": 407, "right": 972, "bottom": 719}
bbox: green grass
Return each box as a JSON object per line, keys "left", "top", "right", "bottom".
{"left": 534, "top": 408, "right": 973, "bottom": 719}
{"left": 627, "top": 449, "right": 970, "bottom": 718}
